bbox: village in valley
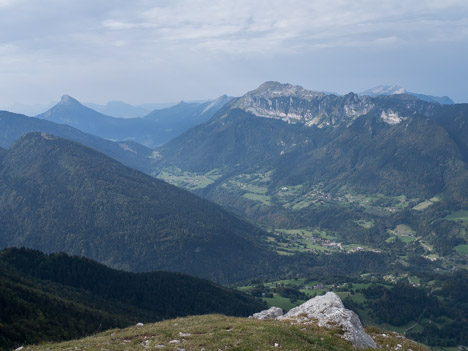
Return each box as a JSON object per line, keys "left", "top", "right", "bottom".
{"left": 269, "top": 228, "right": 382, "bottom": 256}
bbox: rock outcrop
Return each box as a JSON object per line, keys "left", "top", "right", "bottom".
{"left": 252, "top": 292, "right": 376, "bottom": 349}
{"left": 250, "top": 306, "right": 283, "bottom": 320}
{"left": 228, "top": 81, "right": 375, "bottom": 127}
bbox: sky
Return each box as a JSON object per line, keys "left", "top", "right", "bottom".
{"left": 0, "top": 0, "right": 467, "bottom": 110}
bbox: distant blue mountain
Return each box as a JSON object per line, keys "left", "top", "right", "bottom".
{"left": 146, "top": 95, "right": 232, "bottom": 130}
{"left": 36, "top": 95, "right": 230, "bottom": 147}
{"left": 84, "top": 100, "right": 151, "bottom": 118}
{"left": 359, "top": 85, "right": 454, "bottom": 105}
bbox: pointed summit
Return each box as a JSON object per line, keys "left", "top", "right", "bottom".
{"left": 36, "top": 94, "right": 113, "bottom": 129}
{"left": 57, "top": 94, "right": 83, "bottom": 108}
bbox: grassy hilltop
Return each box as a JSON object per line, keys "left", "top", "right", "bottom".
{"left": 21, "top": 314, "right": 427, "bottom": 351}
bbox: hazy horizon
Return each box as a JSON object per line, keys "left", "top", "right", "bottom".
{"left": 1, "top": 0, "right": 467, "bottom": 108}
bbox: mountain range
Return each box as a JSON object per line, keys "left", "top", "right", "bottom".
{"left": 36, "top": 95, "right": 228, "bottom": 147}
{"left": 153, "top": 81, "right": 468, "bottom": 264}
{"left": 156, "top": 81, "right": 468, "bottom": 200}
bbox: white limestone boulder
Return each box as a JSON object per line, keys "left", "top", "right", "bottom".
{"left": 279, "top": 292, "right": 376, "bottom": 349}
{"left": 252, "top": 292, "right": 376, "bottom": 349}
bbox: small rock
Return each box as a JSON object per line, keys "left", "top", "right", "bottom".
{"left": 274, "top": 343, "right": 279, "bottom": 347}
{"left": 179, "top": 332, "right": 191, "bottom": 337}
{"left": 176, "top": 348, "right": 186, "bottom": 351}
{"left": 155, "top": 345, "right": 166, "bottom": 349}
{"left": 251, "top": 306, "right": 283, "bottom": 320}
{"left": 15, "top": 347, "right": 24, "bottom": 351}
{"left": 169, "top": 340, "right": 180, "bottom": 344}
{"left": 136, "top": 322, "right": 144, "bottom": 327}
{"left": 140, "top": 340, "right": 150, "bottom": 348}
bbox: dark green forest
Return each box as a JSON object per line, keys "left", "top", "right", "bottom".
{"left": 342, "top": 271, "right": 468, "bottom": 347}
{"left": 0, "top": 248, "right": 265, "bottom": 350}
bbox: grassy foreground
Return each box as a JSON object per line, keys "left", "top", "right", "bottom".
{"left": 22, "top": 314, "right": 427, "bottom": 351}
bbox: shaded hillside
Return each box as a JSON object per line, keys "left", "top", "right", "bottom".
{"left": 274, "top": 109, "right": 468, "bottom": 199}
{"left": 156, "top": 108, "right": 321, "bottom": 173}
{"left": 432, "top": 103, "right": 468, "bottom": 162}
{"left": 0, "top": 133, "right": 274, "bottom": 282}
{"left": 0, "top": 111, "right": 155, "bottom": 174}
{"left": 0, "top": 248, "right": 264, "bottom": 350}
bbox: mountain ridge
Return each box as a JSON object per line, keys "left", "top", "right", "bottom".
{"left": 0, "top": 132, "right": 275, "bottom": 282}
{"left": 156, "top": 82, "right": 467, "bottom": 199}
{"left": 0, "top": 110, "right": 155, "bottom": 174}
{"left": 37, "top": 94, "right": 229, "bottom": 147}
{"left": 359, "top": 85, "right": 454, "bottom": 105}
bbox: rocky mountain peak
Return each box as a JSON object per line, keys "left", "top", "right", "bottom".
{"left": 227, "top": 82, "right": 372, "bottom": 127}
{"left": 251, "top": 81, "right": 325, "bottom": 100}
{"left": 60, "top": 94, "right": 81, "bottom": 106}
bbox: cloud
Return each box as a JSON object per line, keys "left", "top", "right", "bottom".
{"left": 94, "top": 0, "right": 468, "bottom": 55}
{"left": 0, "top": 43, "right": 17, "bottom": 54}
{"left": 0, "top": 0, "right": 16, "bottom": 8}
{"left": 0, "top": 0, "right": 467, "bottom": 105}
{"left": 1, "top": 0, "right": 467, "bottom": 56}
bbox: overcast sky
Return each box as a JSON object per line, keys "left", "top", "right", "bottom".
{"left": 0, "top": 0, "right": 467, "bottom": 108}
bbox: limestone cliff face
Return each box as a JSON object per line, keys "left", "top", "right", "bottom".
{"left": 228, "top": 81, "right": 375, "bottom": 127}
{"left": 252, "top": 292, "right": 377, "bottom": 349}
{"left": 227, "top": 81, "right": 440, "bottom": 128}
